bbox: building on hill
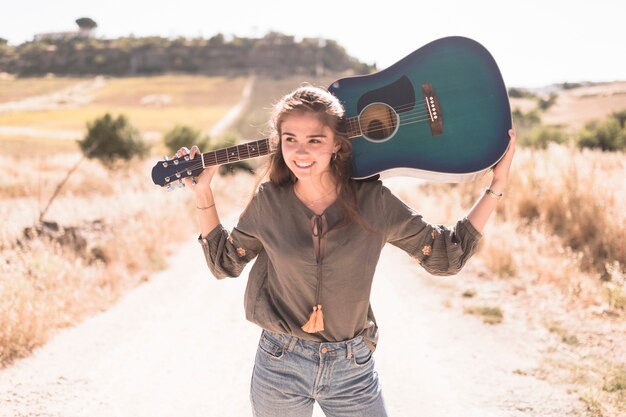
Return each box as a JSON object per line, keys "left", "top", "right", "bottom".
{"left": 34, "top": 18, "right": 97, "bottom": 42}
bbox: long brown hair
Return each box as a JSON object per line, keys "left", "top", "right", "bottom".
{"left": 265, "top": 85, "right": 369, "bottom": 230}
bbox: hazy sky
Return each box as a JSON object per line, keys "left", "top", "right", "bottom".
{"left": 1, "top": 0, "right": 624, "bottom": 87}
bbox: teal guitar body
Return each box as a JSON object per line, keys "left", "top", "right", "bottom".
{"left": 151, "top": 36, "right": 511, "bottom": 189}
{"left": 328, "top": 36, "right": 512, "bottom": 182}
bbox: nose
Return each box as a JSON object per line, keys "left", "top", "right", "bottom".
{"left": 295, "top": 143, "right": 308, "bottom": 154}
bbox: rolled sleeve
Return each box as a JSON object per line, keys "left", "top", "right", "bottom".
{"left": 383, "top": 186, "right": 482, "bottom": 276}
{"left": 198, "top": 225, "right": 262, "bottom": 279}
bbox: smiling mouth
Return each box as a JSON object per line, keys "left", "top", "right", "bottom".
{"left": 294, "top": 161, "right": 314, "bottom": 168}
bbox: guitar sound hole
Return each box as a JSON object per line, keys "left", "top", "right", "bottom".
{"left": 359, "top": 103, "right": 399, "bottom": 143}
{"left": 367, "top": 120, "right": 385, "bottom": 140}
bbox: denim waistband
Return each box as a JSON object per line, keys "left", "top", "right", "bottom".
{"left": 262, "top": 330, "right": 365, "bottom": 359}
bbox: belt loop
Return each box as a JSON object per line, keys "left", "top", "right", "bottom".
{"left": 287, "top": 335, "right": 298, "bottom": 352}
{"left": 346, "top": 340, "right": 353, "bottom": 359}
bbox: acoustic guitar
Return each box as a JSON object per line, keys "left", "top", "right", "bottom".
{"left": 151, "top": 36, "right": 511, "bottom": 188}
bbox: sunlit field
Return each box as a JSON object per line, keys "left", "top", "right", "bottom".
{"left": 0, "top": 75, "right": 248, "bottom": 132}
{"left": 1, "top": 74, "right": 624, "bottom": 415}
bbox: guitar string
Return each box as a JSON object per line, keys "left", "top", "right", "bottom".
{"left": 162, "top": 90, "right": 505, "bottom": 181}
{"left": 345, "top": 105, "right": 431, "bottom": 125}
{"left": 346, "top": 99, "right": 434, "bottom": 115}
{"left": 166, "top": 105, "right": 435, "bottom": 178}
{"left": 164, "top": 115, "right": 436, "bottom": 179}
{"left": 168, "top": 113, "right": 436, "bottom": 176}
{"left": 346, "top": 109, "right": 432, "bottom": 133}
{"left": 167, "top": 102, "right": 434, "bottom": 177}
{"left": 161, "top": 116, "right": 436, "bottom": 181}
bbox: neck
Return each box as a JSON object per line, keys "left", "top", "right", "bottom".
{"left": 294, "top": 176, "right": 337, "bottom": 199}
{"left": 293, "top": 177, "right": 338, "bottom": 212}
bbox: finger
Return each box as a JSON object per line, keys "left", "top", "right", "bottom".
{"left": 175, "top": 147, "right": 190, "bottom": 158}
{"left": 189, "top": 145, "right": 200, "bottom": 160}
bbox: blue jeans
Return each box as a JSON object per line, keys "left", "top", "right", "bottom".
{"left": 250, "top": 330, "right": 388, "bottom": 417}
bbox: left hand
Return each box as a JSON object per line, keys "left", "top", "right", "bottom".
{"left": 491, "top": 128, "right": 516, "bottom": 187}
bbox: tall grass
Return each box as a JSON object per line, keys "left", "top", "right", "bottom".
{"left": 0, "top": 74, "right": 257, "bottom": 367}
{"left": 401, "top": 144, "right": 626, "bottom": 310}
{"left": 0, "top": 152, "right": 195, "bottom": 366}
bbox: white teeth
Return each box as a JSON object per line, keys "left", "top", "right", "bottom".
{"left": 295, "top": 161, "right": 313, "bottom": 168}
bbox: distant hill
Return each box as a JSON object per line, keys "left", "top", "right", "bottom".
{"left": 510, "top": 81, "right": 626, "bottom": 130}
{"left": 0, "top": 32, "right": 374, "bottom": 77}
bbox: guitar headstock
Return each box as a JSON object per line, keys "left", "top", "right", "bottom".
{"left": 151, "top": 154, "right": 205, "bottom": 190}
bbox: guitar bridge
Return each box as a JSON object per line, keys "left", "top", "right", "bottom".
{"left": 421, "top": 83, "right": 443, "bottom": 136}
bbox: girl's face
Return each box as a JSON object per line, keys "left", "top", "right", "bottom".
{"left": 280, "top": 112, "right": 340, "bottom": 183}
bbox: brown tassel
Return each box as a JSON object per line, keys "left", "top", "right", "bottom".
{"left": 301, "top": 304, "right": 324, "bottom": 333}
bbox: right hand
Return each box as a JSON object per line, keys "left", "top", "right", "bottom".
{"left": 175, "top": 146, "right": 219, "bottom": 193}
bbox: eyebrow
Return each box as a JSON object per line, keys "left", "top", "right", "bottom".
{"left": 281, "top": 131, "right": 327, "bottom": 138}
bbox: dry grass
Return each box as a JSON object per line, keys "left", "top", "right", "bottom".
{"left": 0, "top": 153, "right": 197, "bottom": 366}
{"left": 0, "top": 74, "right": 254, "bottom": 366}
{"left": 402, "top": 144, "right": 626, "bottom": 310}
{"left": 543, "top": 82, "right": 626, "bottom": 130}
{"left": 0, "top": 75, "right": 248, "bottom": 133}
{"left": 463, "top": 305, "right": 503, "bottom": 324}
{"left": 0, "top": 76, "right": 87, "bottom": 102}
{"left": 0, "top": 104, "right": 234, "bottom": 132}
{"left": 399, "top": 143, "right": 625, "bottom": 416}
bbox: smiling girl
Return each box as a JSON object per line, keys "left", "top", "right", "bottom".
{"left": 177, "top": 85, "right": 515, "bottom": 417}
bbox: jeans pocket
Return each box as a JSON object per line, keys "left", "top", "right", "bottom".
{"left": 258, "top": 333, "right": 285, "bottom": 359}
{"left": 351, "top": 342, "right": 374, "bottom": 367}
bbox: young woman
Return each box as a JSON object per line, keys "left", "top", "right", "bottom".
{"left": 178, "top": 85, "right": 516, "bottom": 417}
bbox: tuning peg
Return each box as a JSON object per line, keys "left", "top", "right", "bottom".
{"left": 178, "top": 179, "right": 185, "bottom": 188}
{"left": 166, "top": 184, "right": 174, "bottom": 192}
{"left": 192, "top": 177, "right": 197, "bottom": 185}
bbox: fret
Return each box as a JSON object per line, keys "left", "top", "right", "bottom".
{"left": 226, "top": 146, "right": 238, "bottom": 162}
{"left": 198, "top": 138, "right": 272, "bottom": 168}
{"left": 259, "top": 139, "right": 270, "bottom": 155}
{"left": 247, "top": 141, "right": 259, "bottom": 158}
{"left": 215, "top": 148, "right": 227, "bottom": 165}
{"left": 205, "top": 151, "right": 218, "bottom": 167}
{"left": 242, "top": 143, "right": 252, "bottom": 159}
{"left": 347, "top": 117, "right": 361, "bottom": 138}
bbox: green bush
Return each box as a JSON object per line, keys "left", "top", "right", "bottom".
{"left": 518, "top": 125, "right": 568, "bottom": 149}
{"left": 508, "top": 87, "right": 536, "bottom": 99}
{"left": 577, "top": 111, "right": 626, "bottom": 151}
{"left": 78, "top": 113, "right": 149, "bottom": 165}
{"left": 512, "top": 109, "right": 541, "bottom": 130}
{"left": 538, "top": 93, "right": 558, "bottom": 110}
{"left": 163, "top": 125, "right": 210, "bottom": 155}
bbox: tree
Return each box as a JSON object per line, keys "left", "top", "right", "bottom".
{"left": 76, "top": 17, "right": 97, "bottom": 30}
{"left": 39, "top": 114, "right": 148, "bottom": 222}
{"left": 163, "top": 125, "right": 209, "bottom": 155}
{"left": 78, "top": 113, "right": 149, "bottom": 165}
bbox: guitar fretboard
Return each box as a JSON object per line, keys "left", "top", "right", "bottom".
{"left": 346, "top": 117, "right": 361, "bottom": 139}
{"left": 198, "top": 121, "right": 362, "bottom": 168}
{"left": 200, "top": 138, "right": 271, "bottom": 167}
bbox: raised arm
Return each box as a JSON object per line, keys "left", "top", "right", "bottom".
{"left": 177, "top": 145, "right": 220, "bottom": 237}
{"left": 466, "top": 129, "right": 516, "bottom": 233}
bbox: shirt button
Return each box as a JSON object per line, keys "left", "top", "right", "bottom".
{"left": 321, "top": 347, "right": 328, "bottom": 354}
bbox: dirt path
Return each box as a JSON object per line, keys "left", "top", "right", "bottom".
{"left": 0, "top": 77, "right": 106, "bottom": 114}
{"left": 0, "top": 223, "right": 583, "bottom": 417}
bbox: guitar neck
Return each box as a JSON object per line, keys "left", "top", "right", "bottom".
{"left": 346, "top": 117, "right": 362, "bottom": 139}
{"left": 200, "top": 138, "right": 273, "bottom": 167}
{"left": 199, "top": 120, "right": 362, "bottom": 168}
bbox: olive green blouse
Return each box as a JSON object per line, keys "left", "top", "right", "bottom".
{"left": 198, "top": 180, "right": 481, "bottom": 351}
